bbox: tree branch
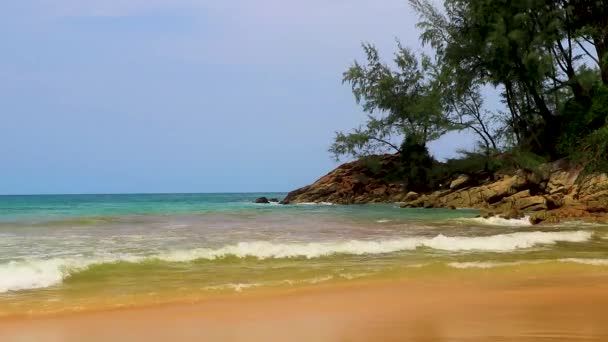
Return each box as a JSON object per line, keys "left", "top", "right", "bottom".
{"left": 369, "top": 137, "right": 402, "bottom": 153}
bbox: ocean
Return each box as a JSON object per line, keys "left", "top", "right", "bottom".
{"left": 0, "top": 193, "right": 607, "bottom": 317}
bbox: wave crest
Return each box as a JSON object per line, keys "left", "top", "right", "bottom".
{"left": 0, "top": 230, "right": 592, "bottom": 293}
{"left": 463, "top": 216, "right": 532, "bottom": 226}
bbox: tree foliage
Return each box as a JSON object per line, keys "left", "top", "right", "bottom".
{"left": 333, "top": 0, "right": 608, "bottom": 188}
{"left": 410, "top": 0, "right": 608, "bottom": 159}
{"left": 329, "top": 43, "right": 448, "bottom": 160}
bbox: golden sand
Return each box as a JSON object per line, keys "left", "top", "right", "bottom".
{"left": 1, "top": 271, "right": 607, "bottom": 341}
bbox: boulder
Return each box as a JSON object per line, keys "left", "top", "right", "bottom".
{"left": 450, "top": 174, "right": 474, "bottom": 190}
{"left": 479, "top": 209, "right": 496, "bottom": 219}
{"left": 372, "top": 186, "right": 388, "bottom": 196}
{"left": 255, "top": 197, "right": 270, "bottom": 204}
{"left": 280, "top": 185, "right": 311, "bottom": 204}
{"left": 514, "top": 196, "right": 547, "bottom": 211}
{"left": 529, "top": 213, "right": 547, "bottom": 225}
{"left": 280, "top": 154, "right": 403, "bottom": 204}
{"left": 577, "top": 174, "right": 608, "bottom": 199}
{"left": 499, "top": 208, "right": 524, "bottom": 220}
{"left": 404, "top": 191, "right": 419, "bottom": 202}
{"left": 280, "top": 154, "right": 608, "bottom": 224}
{"left": 586, "top": 201, "right": 608, "bottom": 213}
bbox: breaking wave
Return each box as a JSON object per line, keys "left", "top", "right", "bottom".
{"left": 463, "top": 216, "right": 532, "bottom": 226}
{"left": 0, "top": 230, "right": 592, "bottom": 293}
{"left": 448, "top": 261, "right": 528, "bottom": 269}
{"left": 449, "top": 258, "right": 608, "bottom": 269}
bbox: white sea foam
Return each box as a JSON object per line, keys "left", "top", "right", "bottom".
{"left": 296, "top": 202, "right": 334, "bottom": 206}
{"left": 448, "top": 261, "right": 527, "bottom": 269}
{"left": 376, "top": 219, "right": 393, "bottom": 223}
{"left": 464, "top": 216, "right": 532, "bottom": 226}
{"left": 202, "top": 283, "right": 261, "bottom": 292}
{"left": 160, "top": 231, "right": 588, "bottom": 261}
{"left": 0, "top": 255, "right": 144, "bottom": 294}
{"left": 0, "top": 259, "right": 74, "bottom": 293}
{"left": 0, "top": 230, "right": 592, "bottom": 293}
{"left": 451, "top": 258, "right": 608, "bottom": 269}
{"left": 338, "top": 272, "right": 371, "bottom": 280}
{"left": 558, "top": 258, "right": 608, "bottom": 266}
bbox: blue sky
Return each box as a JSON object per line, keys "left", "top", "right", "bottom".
{"left": 1, "top": 0, "right": 475, "bottom": 194}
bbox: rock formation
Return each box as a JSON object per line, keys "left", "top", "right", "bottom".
{"left": 401, "top": 161, "right": 608, "bottom": 224}
{"left": 282, "top": 155, "right": 608, "bottom": 224}
{"left": 281, "top": 154, "right": 405, "bottom": 204}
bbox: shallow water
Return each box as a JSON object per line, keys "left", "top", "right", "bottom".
{"left": 0, "top": 193, "right": 607, "bottom": 317}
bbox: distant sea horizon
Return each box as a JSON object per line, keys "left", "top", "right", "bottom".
{"left": 0, "top": 191, "right": 289, "bottom": 196}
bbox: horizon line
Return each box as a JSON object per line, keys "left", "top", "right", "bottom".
{"left": 0, "top": 191, "right": 289, "bottom": 197}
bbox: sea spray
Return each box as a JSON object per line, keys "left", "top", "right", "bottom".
{"left": 461, "top": 216, "right": 533, "bottom": 227}
{"left": 558, "top": 258, "right": 608, "bottom": 266}
{"left": 0, "top": 230, "right": 592, "bottom": 293}
{"left": 449, "top": 258, "right": 608, "bottom": 269}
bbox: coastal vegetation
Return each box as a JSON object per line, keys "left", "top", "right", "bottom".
{"left": 329, "top": 0, "right": 608, "bottom": 188}
{"left": 281, "top": 0, "right": 608, "bottom": 224}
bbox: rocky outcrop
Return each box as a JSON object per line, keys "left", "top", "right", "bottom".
{"left": 255, "top": 197, "right": 271, "bottom": 204}
{"left": 281, "top": 155, "right": 405, "bottom": 204}
{"left": 401, "top": 161, "right": 608, "bottom": 224}
{"left": 449, "top": 174, "right": 475, "bottom": 190}
{"left": 283, "top": 155, "right": 608, "bottom": 224}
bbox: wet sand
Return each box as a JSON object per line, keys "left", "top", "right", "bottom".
{"left": 1, "top": 271, "right": 607, "bottom": 342}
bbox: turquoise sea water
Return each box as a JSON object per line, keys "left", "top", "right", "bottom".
{"left": 0, "top": 193, "right": 607, "bottom": 317}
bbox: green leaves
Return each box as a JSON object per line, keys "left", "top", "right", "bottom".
{"left": 334, "top": 0, "right": 608, "bottom": 172}
{"left": 332, "top": 42, "right": 449, "bottom": 160}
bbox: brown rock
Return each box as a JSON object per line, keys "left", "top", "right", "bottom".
{"left": 578, "top": 174, "right": 608, "bottom": 198}
{"left": 514, "top": 196, "right": 547, "bottom": 211}
{"left": 450, "top": 174, "right": 473, "bottom": 190}
{"left": 280, "top": 154, "right": 403, "bottom": 204}
{"left": 423, "top": 201, "right": 435, "bottom": 209}
{"left": 586, "top": 201, "right": 608, "bottom": 213}
{"left": 404, "top": 191, "right": 419, "bottom": 202}
{"left": 529, "top": 213, "right": 548, "bottom": 225}
{"left": 546, "top": 165, "right": 582, "bottom": 195}
{"left": 372, "top": 186, "right": 388, "bottom": 196}
{"left": 500, "top": 208, "right": 524, "bottom": 220}
{"left": 282, "top": 155, "right": 608, "bottom": 226}
{"left": 479, "top": 209, "right": 495, "bottom": 219}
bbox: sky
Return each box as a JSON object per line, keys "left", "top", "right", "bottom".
{"left": 0, "top": 0, "right": 477, "bottom": 194}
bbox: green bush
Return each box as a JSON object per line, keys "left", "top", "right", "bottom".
{"left": 557, "top": 84, "right": 608, "bottom": 157}
{"left": 579, "top": 123, "right": 608, "bottom": 173}
{"left": 399, "top": 137, "right": 434, "bottom": 192}
{"left": 359, "top": 155, "right": 383, "bottom": 174}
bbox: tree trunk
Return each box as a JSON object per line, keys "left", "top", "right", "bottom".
{"left": 595, "top": 37, "right": 608, "bottom": 86}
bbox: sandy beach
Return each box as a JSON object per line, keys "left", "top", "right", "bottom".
{"left": 2, "top": 270, "right": 607, "bottom": 342}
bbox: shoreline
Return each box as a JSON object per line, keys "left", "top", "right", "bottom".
{"left": 3, "top": 257, "right": 607, "bottom": 319}
{"left": 2, "top": 270, "right": 608, "bottom": 341}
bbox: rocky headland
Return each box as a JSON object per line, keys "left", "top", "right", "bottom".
{"left": 281, "top": 155, "right": 608, "bottom": 224}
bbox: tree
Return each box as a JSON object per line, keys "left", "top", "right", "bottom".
{"left": 565, "top": 0, "right": 608, "bottom": 85}
{"left": 399, "top": 136, "right": 435, "bottom": 192}
{"left": 410, "top": 0, "right": 607, "bottom": 158}
{"left": 444, "top": 86, "right": 500, "bottom": 154}
{"left": 333, "top": 0, "right": 608, "bottom": 182}
{"left": 329, "top": 43, "right": 449, "bottom": 160}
